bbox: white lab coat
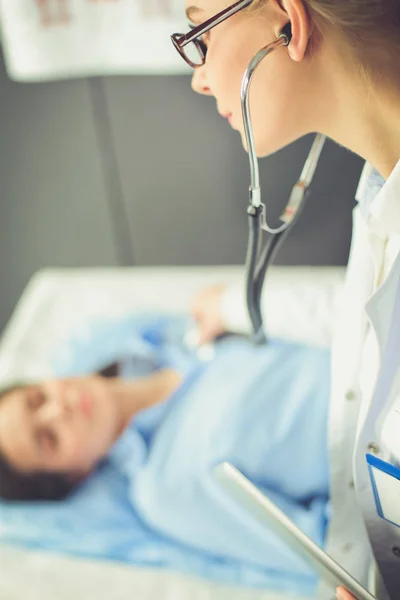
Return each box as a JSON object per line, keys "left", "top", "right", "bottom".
{"left": 220, "top": 160, "right": 400, "bottom": 597}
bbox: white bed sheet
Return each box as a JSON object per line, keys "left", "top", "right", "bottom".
{"left": 0, "top": 544, "right": 309, "bottom": 600}
{"left": 0, "top": 266, "right": 246, "bottom": 384}
{"left": 0, "top": 265, "right": 340, "bottom": 600}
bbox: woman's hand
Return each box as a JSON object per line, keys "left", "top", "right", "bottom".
{"left": 336, "top": 586, "right": 356, "bottom": 599}
{"left": 191, "top": 284, "right": 228, "bottom": 344}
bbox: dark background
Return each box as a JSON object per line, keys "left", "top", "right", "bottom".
{"left": 0, "top": 52, "right": 364, "bottom": 333}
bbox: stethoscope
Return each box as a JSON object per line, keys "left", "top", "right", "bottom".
{"left": 243, "top": 23, "right": 326, "bottom": 344}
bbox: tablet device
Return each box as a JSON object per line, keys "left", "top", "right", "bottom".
{"left": 213, "top": 462, "right": 375, "bottom": 600}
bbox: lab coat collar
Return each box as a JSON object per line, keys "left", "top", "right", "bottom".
{"left": 367, "top": 159, "right": 400, "bottom": 237}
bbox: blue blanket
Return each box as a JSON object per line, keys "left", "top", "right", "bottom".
{"left": 0, "top": 314, "right": 330, "bottom": 595}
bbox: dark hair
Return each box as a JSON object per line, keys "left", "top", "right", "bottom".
{"left": 253, "top": 0, "right": 400, "bottom": 80}
{"left": 0, "top": 384, "right": 76, "bottom": 502}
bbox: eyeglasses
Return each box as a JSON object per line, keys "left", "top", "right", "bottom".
{"left": 171, "top": 0, "right": 253, "bottom": 68}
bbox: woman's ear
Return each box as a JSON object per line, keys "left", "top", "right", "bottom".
{"left": 275, "top": 0, "right": 311, "bottom": 61}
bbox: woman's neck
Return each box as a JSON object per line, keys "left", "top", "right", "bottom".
{"left": 314, "top": 45, "right": 400, "bottom": 179}
{"left": 107, "top": 369, "right": 183, "bottom": 437}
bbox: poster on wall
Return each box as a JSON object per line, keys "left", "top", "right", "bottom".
{"left": 0, "top": 0, "right": 190, "bottom": 81}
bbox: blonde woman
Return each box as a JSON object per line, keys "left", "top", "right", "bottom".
{"left": 170, "top": 1, "right": 400, "bottom": 599}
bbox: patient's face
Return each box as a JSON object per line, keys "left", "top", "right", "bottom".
{"left": 0, "top": 377, "right": 120, "bottom": 476}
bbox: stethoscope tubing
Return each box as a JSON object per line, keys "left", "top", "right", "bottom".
{"left": 241, "top": 25, "right": 326, "bottom": 343}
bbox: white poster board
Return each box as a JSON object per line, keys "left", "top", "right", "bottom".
{"left": 0, "top": 0, "right": 190, "bottom": 81}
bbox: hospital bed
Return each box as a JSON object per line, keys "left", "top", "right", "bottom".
{"left": 0, "top": 265, "right": 344, "bottom": 600}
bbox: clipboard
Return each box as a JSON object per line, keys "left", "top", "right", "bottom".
{"left": 213, "top": 462, "right": 375, "bottom": 600}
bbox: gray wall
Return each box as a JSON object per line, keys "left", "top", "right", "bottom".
{"left": 0, "top": 52, "right": 364, "bottom": 332}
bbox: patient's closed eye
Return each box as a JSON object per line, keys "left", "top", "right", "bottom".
{"left": 26, "top": 389, "right": 46, "bottom": 411}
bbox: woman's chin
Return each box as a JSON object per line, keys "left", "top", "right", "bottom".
{"left": 240, "top": 129, "right": 295, "bottom": 159}
{"left": 239, "top": 128, "right": 276, "bottom": 158}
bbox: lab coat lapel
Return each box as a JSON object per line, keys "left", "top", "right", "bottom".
{"left": 365, "top": 251, "right": 400, "bottom": 356}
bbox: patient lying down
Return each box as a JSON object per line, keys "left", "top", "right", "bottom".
{"left": 0, "top": 369, "right": 183, "bottom": 500}
{"left": 0, "top": 297, "right": 331, "bottom": 591}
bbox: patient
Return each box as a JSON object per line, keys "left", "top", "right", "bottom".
{"left": 0, "top": 306, "right": 331, "bottom": 592}
{"left": 0, "top": 368, "right": 183, "bottom": 500}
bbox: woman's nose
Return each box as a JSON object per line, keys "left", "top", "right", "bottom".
{"left": 36, "top": 398, "right": 65, "bottom": 424}
{"left": 37, "top": 387, "right": 77, "bottom": 424}
{"left": 191, "top": 66, "right": 212, "bottom": 96}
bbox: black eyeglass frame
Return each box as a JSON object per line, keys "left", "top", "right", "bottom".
{"left": 171, "top": 0, "right": 253, "bottom": 68}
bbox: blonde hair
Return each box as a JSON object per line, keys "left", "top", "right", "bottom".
{"left": 250, "top": 0, "right": 400, "bottom": 80}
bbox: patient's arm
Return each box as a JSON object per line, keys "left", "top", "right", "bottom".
{"left": 115, "top": 369, "right": 184, "bottom": 429}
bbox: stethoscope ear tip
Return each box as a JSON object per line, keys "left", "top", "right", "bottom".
{"left": 281, "top": 22, "right": 292, "bottom": 44}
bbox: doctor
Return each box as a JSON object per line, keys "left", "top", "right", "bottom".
{"left": 170, "top": 1, "right": 400, "bottom": 599}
